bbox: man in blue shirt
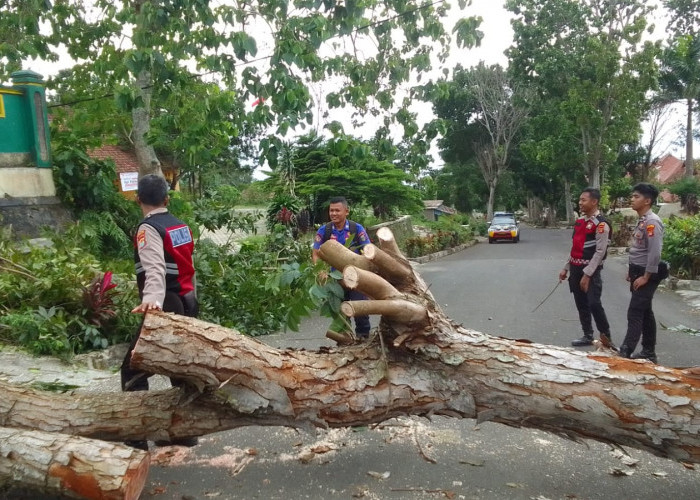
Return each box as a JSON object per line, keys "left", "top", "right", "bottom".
{"left": 312, "top": 196, "right": 372, "bottom": 339}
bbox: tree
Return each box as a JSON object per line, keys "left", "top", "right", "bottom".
{"left": 428, "top": 63, "right": 528, "bottom": 220}
{"left": 0, "top": 0, "right": 63, "bottom": 79}
{"left": 658, "top": 34, "right": 700, "bottom": 178}
{"left": 17, "top": 0, "right": 483, "bottom": 179}
{"left": 3, "top": 231, "right": 700, "bottom": 498}
{"left": 506, "top": 0, "right": 659, "bottom": 189}
{"left": 664, "top": 0, "right": 700, "bottom": 37}
{"left": 278, "top": 133, "right": 422, "bottom": 220}
{"left": 467, "top": 63, "right": 529, "bottom": 220}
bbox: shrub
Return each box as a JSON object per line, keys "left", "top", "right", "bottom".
{"left": 0, "top": 237, "right": 139, "bottom": 357}
{"left": 663, "top": 215, "right": 700, "bottom": 279}
{"left": 669, "top": 177, "right": 700, "bottom": 215}
{"left": 606, "top": 213, "right": 637, "bottom": 248}
{"left": 195, "top": 226, "right": 318, "bottom": 335}
{"left": 239, "top": 182, "right": 272, "bottom": 206}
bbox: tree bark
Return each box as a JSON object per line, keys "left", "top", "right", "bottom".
{"left": 132, "top": 69, "right": 162, "bottom": 179}
{"left": 0, "top": 427, "right": 149, "bottom": 500}
{"left": 2, "top": 228, "right": 700, "bottom": 499}
{"left": 124, "top": 310, "right": 700, "bottom": 464}
{"left": 686, "top": 97, "right": 695, "bottom": 178}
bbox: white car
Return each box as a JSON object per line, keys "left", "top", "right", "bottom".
{"left": 488, "top": 215, "right": 520, "bottom": 243}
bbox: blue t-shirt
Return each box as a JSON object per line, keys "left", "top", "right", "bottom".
{"left": 313, "top": 220, "right": 370, "bottom": 254}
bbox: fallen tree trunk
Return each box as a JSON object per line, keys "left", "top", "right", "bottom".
{"left": 128, "top": 311, "right": 700, "bottom": 463}
{"left": 0, "top": 427, "right": 149, "bottom": 500}
{"left": 1, "top": 228, "right": 700, "bottom": 500}
{"left": 0, "top": 381, "right": 294, "bottom": 441}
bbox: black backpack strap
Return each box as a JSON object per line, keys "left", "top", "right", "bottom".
{"left": 323, "top": 222, "right": 332, "bottom": 242}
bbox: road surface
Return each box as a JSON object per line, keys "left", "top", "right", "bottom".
{"left": 133, "top": 226, "right": 700, "bottom": 500}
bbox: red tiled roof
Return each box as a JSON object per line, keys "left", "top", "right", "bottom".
{"left": 88, "top": 145, "right": 139, "bottom": 174}
{"left": 654, "top": 154, "right": 685, "bottom": 184}
{"left": 88, "top": 145, "right": 176, "bottom": 174}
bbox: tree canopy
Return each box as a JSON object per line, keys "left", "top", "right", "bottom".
{"left": 4, "top": 0, "right": 483, "bottom": 183}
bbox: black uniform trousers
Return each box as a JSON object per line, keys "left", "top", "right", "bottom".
{"left": 621, "top": 264, "right": 660, "bottom": 353}
{"left": 568, "top": 265, "right": 610, "bottom": 337}
{"left": 121, "top": 291, "right": 198, "bottom": 392}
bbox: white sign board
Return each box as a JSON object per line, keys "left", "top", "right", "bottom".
{"left": 120, "top": 172, "right": 139, "bottom": 192}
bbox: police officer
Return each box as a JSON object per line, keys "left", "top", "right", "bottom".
{"left": 619, "top": 183, "right": 664, "bottom": 363}
{"left": 312, "top": 196, "right": 371, "bottom": 339}
{"left": 559, "top": 188, "right": 613, "bottom": 347}
{"left": 121, "top": 174, "right": 198, "bottom": 449}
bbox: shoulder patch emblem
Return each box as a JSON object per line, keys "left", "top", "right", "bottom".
{"left": 136, "top": 229, "right": 147, "bottom": 249}
{"left": 646, "top": 224, "right": 655, "bottom": 237}
{"left": 597, "top": 222, "right": 606, "bottom": 234}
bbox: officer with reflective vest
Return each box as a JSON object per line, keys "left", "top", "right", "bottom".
{"left": 312, "top": 196, "right": 371, "bottom": 339}
{"left": 618, "top": 183, "right": 665, "bottom": 363}
{"left": 559, "top": 188, "right": 614, "bottom": 348}
{"left": 120, "top": 174, "right": 198, "bottom": 449}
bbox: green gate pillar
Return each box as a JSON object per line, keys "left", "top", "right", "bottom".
{"left": 11, "top": 70, "right": 51, "bottom": 168}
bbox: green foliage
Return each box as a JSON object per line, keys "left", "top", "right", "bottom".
{"left": 404, "top": 218, "right": 472, "bottom": 258}
{"left": 291, "top": 133, "right": 422, "bottom": 220}
{"left": 51, "top": 131, "right": 141, "bottom": 259}
{"left": 240, "top": 183, "right": 272, "bottom": 206}
{"left": 190, "top": 187, "right": 260, "bottom": 239}
{"left": 33, "top": 0, "right": 483, "bottom": 183}
{"left": 604, "top": 176, "right": 634, "bottom": 212}
{"left": 663, "top": 215, "right": 700, "bottom": 279}
{"left": 195, "top": 226, "right": 317, "bottom": 335}
{"left": 607, "top": 213, "right": 637, "bottom": 248}
{"left": 506, "top": 0, "right": 659, "bottom": 191}
{"left": 668, "top": 177, "right": 700, "bottom": 214}
{"left": 266, "top": 194, "right": 302, "bottom": 230}
{"left": 0, "top": 237, "right": 139, "bottom": 357}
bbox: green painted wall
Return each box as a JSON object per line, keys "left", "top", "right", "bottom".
{"left": 0, "top": 91, "right": 33, "bottom": 153}
{"left": 0, "top": 71, "right": 51, "bottom": 168}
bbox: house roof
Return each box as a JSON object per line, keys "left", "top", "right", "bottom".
{"left": 88, "top": 145, "right": 139, "bottom": 174}
{"left": 654, "top": 153, "right": 685, "bottom": 184}
{"left": 423, "top": 200, "right": 444, "bottom": 209}
{"left": 423, "top": 200, "right": 456, "bottom": 215}
{"left": 88, "top": 145, "right": 175, "bottom": 174}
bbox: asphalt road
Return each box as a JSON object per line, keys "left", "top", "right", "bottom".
{"left": 135, "top": 226, "right": 700, "bottom": 500}
{"left": 421, "top": 226, "right": 700, "bottom": 368}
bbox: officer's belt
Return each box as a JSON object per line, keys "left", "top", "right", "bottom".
{"left": 569, "top": 257, "right": 590, "bottom": 266}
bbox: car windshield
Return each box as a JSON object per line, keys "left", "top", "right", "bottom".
{"left": 491, "top": 217, "right": 515, "bottom": 225}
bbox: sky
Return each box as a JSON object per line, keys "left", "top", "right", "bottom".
{"left": 19, "top": 0, "right": 697, "bottom": 172}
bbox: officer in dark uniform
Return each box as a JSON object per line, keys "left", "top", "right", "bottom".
{"left": 121, "top": 174, "right": 198, "bottom": 449}
{"left": 312, "top": 196, "right": 371, "bottom": 339}
{"left": 559, "top": 188, "right": 613, "bottom": 347}
{"left": 619, "top": 183, "right": 664, "bottom": 363}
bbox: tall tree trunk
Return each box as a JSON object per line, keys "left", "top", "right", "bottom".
{"left": 487, "top": 182, "right": 496, "bottom": 221}
{"left": 686, "top": 97, "right": 694, "bottom": 178}
{"left": 564, "top": 179, "right": 574, "bottom": 223}
{"left": 132, "top": 69, "right": 162, "bottom": 179}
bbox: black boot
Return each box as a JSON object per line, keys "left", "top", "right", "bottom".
{"left": 631, "top": 349, "right": 657, "bottom": 363}
{"left": 571, "top": 335, "right": 594, "bottom": 346}
{"left": 618, "top": 344, "right": 632, "bottom": 358}
{"left": 124, "top": 440, "right": 149, "bottom": 451}
{"left": 154, "top": 436, "right": 199, "bottom": 447}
